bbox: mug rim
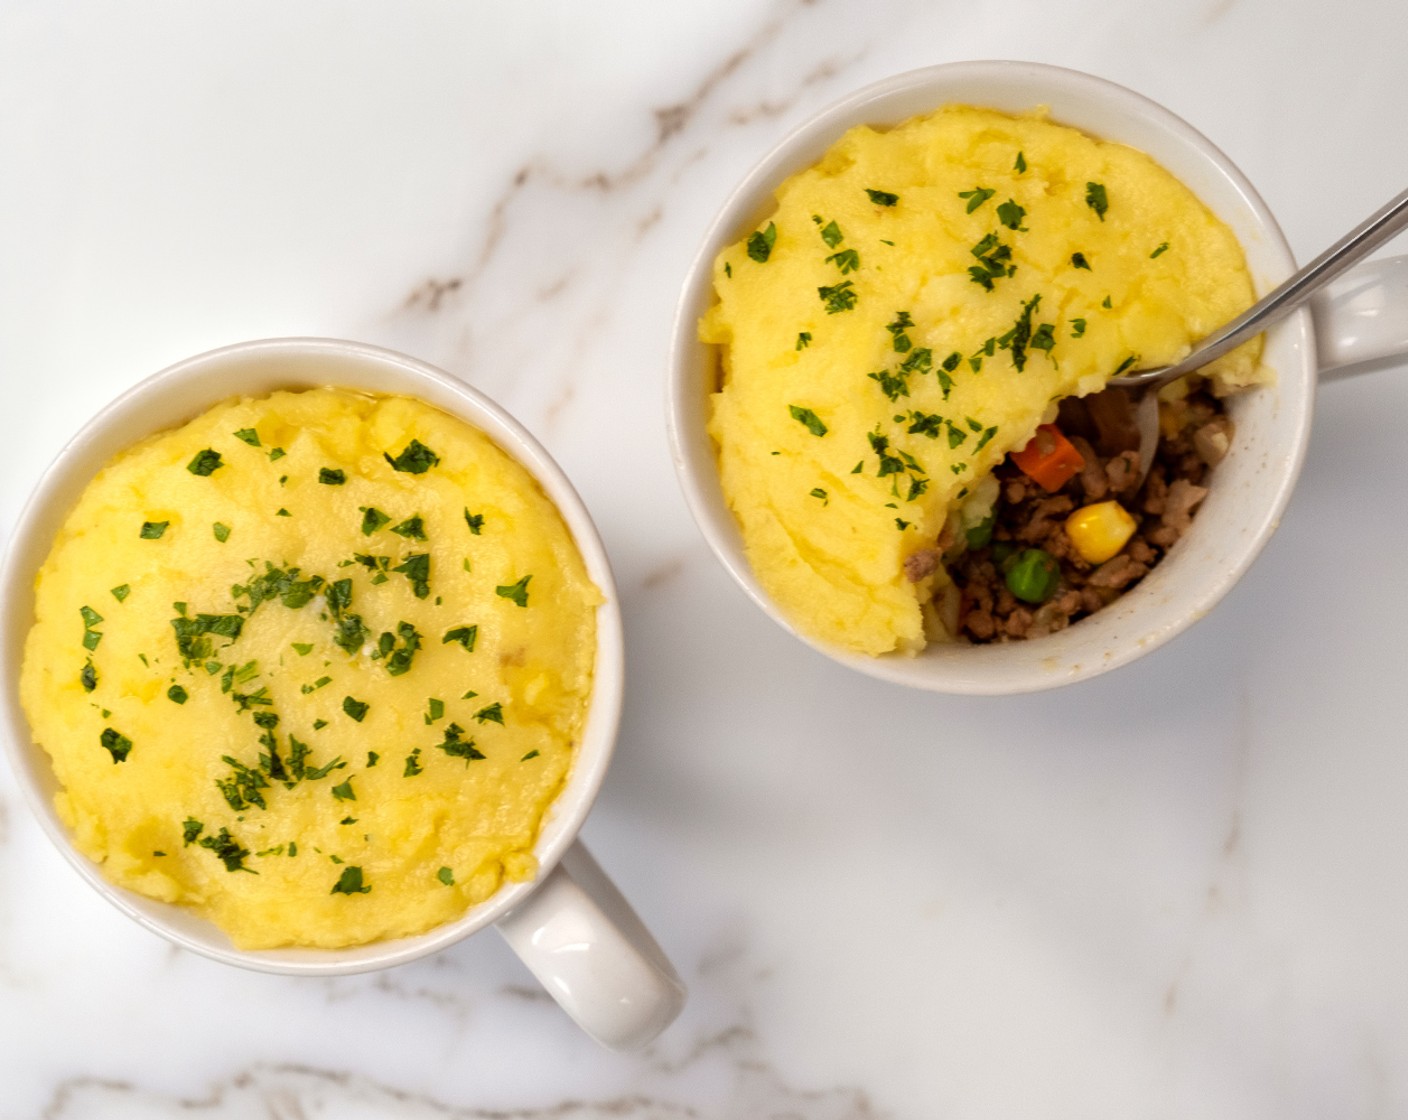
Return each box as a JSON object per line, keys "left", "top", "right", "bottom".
{"left": 666, "top": 59, "right": 1314, "bottom": 693}
{"left": 0, "top": 336, "right": 625, "bottom": 974}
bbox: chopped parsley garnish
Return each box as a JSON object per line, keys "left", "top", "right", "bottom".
{"left": 384, "top": 439, "right": 439, "bottom": 474}
{"left": 330, "top": 778, "right": 356, "bottom": 801}
{"left": 213, "top": 522, "right": 231, "bottom": 542}
{"left": 866, "top": 188, "right": 899, "bottom": 206}
{"left": 342, "top": 696, "right": 369, "bottom": 722}
{"left": 425, "top": 698, "right": 445, "bottom": 724}
{"left": 796, "top": 332, "right": 812, "bottom": 350}
{"left": 80, "top": 660, "right": 97, "bottom": 693}
{"left": 946, "top": 422, "right": 968, "bottom": 449}
{"left": 437, "top": 866, "right": 455, "bottom": 886}
{"left": 169, "top": 610, "right": 244, "bottom": 665}
{"left": 1004, "top": 293, "right": 1044, "bottom": 372}
{"left": 200, "top": 828, "right": 253, "bottom": 873}
{"left": 958, "top": 186, "right": 995, "bottom": 213}
{"left": 1102, "top": 295, "right": 1113, "bottom": 309}
{"left": 331, "top": 866, "right": 369, "bottom": 894}
{"left": 403, "top": 749, "right": 423, "bottom": 776}
{"left": 1150, "top": 241, "right": 1170, "bottom": 258}
{"left": 367, "top": 751, "right": 379, "bottom": 767}
{"left": 275, "top": 508, "right": 291, "bottom": 517}
{"left": 724, "top": 262, "right": 731, "bottom": 278}
{"left": 1014, "top": 151, "right": 1027, "bottom": 173}
{"left": 318, "top": 468, "right": 347, "bottom": 485}
{"left": 826, "top": 248, "right": 861, "bottom": 274}
{"left": 443, "top": 625, "right": 478, "bottom": 651}
{"left": 521, "top": 750, "right": 540, "bottom": 761}
{"left": 463, "top": 508, "right": 484, "bottom": 535}
{"left": 1085, "top": 181, "right": 1108, "bottom": 220}
{"left": 975, "top": 426, "right": 999, "bottom": 452}
{"left": 186, "top": 449, "right": 223, "bottom": 476}
{"left": 300, "top": 675, "right": 332, "bottom": 695}
{"left": 818, "top": 219, "right": 844, "bottom": 248}
{"left": 360, "top": 506, "right": 391, "bottom": 535}
{"left": 372, "top": 621, "right": 421, "bottom": 676}
{"left": 292, "top": 642, "right": 314, "bottom": 656}
{"left": 968, "top": 232, "right": 1015, "bottom": 290}
{"left": 313, "top": 719, "right": 328, "bottom": 730}
{"left": 1071, "top": 318, "right": 1087, "bottom": 338}
{"left": 809, "top": 488, "right": 828, "bottom": 504}
{"left": 473, "top": 702, "right": 504, "bottom": 725}
{"left": 140, "top": 521, "right": 169, "bottom": 539}
{"left": 352, "top": 553, "right": 391, "bottom": 584}
{"left": 233, "top": 563, "right": 323, "bottom": 610}
{"left": 390, "top": 516, "right": 426, "bottom": 540}
{"left": 80, "top": 605, "right": 103, "bottom": 650}
{"left": 99, "top": 727, "right": 132, "bottom": 763}
{"left": 1071, "top": 252, "right": 1091, "bottom": 270}
{"left": 182, "top": 817, "right": 203, "bottom": 845}
{"left": 788, "top": 405, "right": 827, "bottom": 437}
{"left": 1114, "top": 355, "right": 1139, "bottom": 375}
{"left": 746, "top": 221, "right": 777, "bottom": 262}
{"left": 887, "top": 311, "right": 914, "bottom": 353}
{"left": 436, "top": 722, "right": 485, "bottom": 763}
{"left": 1030, "top": 323, "right": 1056, "bottom": 354}
{"left": 906, "top": 412, "right": 943, "bottom": 439}
{"left": 495, "top": 575, "right": 532, "bottom": 608}
{"left": 393, "top": 553, "right": 430, "bottom": 598}
{"left": 110, "top": 584, "right": 131, "bottom": 602}
{"left": 268, "top": 447, "right": 286, "bottom": 462}
{"left": 818, "top": 280, "right": 857, "bottom": 314}
{"left": 164, "top": 683, "right": 189, "bottom": 705}
{"left": 867, "top": 369, "right": 909, "bottom": 402}
{"left": 216, "top": 754, "right": 269, "bottom": 811}
{"left": 234, "top": 428, "right": 261, "bottom": 447}
{"left": 996, "top": 199, "right": 1026, "bottom": 230}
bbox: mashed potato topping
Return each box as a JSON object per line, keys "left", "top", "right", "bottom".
{"left": 20, "top": 388, "right": 599, "bottom": 949}
{"left": 702, "top": 105, "right": 1261, "bottom": 656}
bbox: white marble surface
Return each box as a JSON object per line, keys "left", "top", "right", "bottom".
{"left": 4, "top": 1, "right": 1408, "bottom": 1116}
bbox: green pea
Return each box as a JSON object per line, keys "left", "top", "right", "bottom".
{"left": 1005, "top": 549, "right": 1060, "bottom": 604}
{"left": 965, "top": 513, "right": 996, "bottom": 550}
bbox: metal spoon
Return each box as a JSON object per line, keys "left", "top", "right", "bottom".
{"left": 1111, "top": 185, "right": 1408, "bottom": 391}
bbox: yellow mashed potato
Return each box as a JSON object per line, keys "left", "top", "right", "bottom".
{"left": 19, "top": 388, "right": 599, "bottom": 949}
{"left": 702, "top": 105, "right": 1262, "bottom": 656}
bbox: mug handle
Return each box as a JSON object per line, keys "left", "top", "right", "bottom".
{"left": 1310, "top": 254, "right": 1408, "bottom": 380}
{"left": 495, "top": 840, "right": 686, "bottom": 1050}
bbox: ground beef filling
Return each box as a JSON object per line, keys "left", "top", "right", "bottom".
{"left": 949, "top": 388, "right": 1233, "bottom": 643}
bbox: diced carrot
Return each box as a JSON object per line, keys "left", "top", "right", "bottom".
{"left": 1010, "top": 424, "right": 1085, "bottom": 492}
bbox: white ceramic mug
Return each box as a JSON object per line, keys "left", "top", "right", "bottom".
{"left": 0, "top": 337, "right": 686, "bottom": 1050}
{"left": 668, "top": 60, "right": 1408, "bottom": 694}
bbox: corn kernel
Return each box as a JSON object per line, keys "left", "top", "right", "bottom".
{"left": 1065, "top": 501, "right": 1137, "bottom": 564}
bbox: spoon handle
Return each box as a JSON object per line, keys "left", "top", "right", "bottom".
{"left": 1138, "top": 185, "right": 1408, "bottom": 382}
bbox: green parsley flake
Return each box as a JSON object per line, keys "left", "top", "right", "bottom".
{"left": 1071, "top": 252, "right": 1091, "bottom": 270}
{"left": 110, "top": 584, "right": 131, "bottom": 602}
{"left": 342, "top": 696, "right": 369, "bottom": 722}
{"left": 746, "top": 221, "right": 777, "bottom": 263}
{"left": 275, "top": 508, "right": 291, "bottom": 517}
{"left": 818, "top": 219, "right": 843, "bottom": 248}
{"left": 996, "top": 199, "right": 1026, "bottom": 230}
{"left": 521, "top": 750, "right": 540, "bottom": 761}
{"left": 234, "top": 428, "right": 261, "bottom": 447}
{"left": 80, "top": 660, "right": 97, "bottom": 692}
{"left": 390, "top": 516, "right": 426, "bottom": 540}
{"left": 360, "top": 506, "right": 391, "bottom": 535}
{"left": 958, "top": 186, "right": 995, "bottom": 213}
{"left": 437, "top": 722, "right": 485, "bottom": 763}
{"left": 99, "top": 727, "right": 132, "bottom": 763}
{"left": 1085, "top": 181, "right": 1109, "bottom": 220}
{"left": 473, "top": 702, "right": 504, "bottom": 725}
{"left": 331, "top": 778, "right": 356, "bottom": 802}
{"left": 796, "top": 332, "right": 812, "bottom": 351}
{"left": 167, "top": 685, "right": 188, "bottom": 704}
{"left": 788, "top": 405, "right": 828, "bottom": 437}
{"left": 1071, "top": 318, "right": 1087, "bottom": 338}
{"left": 865, "top": 188, "right": 899, "bottom": 206}
{"left": 268, "top": 447, "right": 286, "bottom": 462}
{"left": 319, "top": 468, "right": 347, "bottom": 485}
{"left": 213, "top": 522, "right": 231, "bottom": 542}
{"left": 1015, "top": 151, "right": 1027, "bottom": 173}
{"left": 384, "top": 439, "right": 439, "bottom": 474}
{"left": 403, "top": 749, "right": 423, "bottom": 776}
{"left": 826, "top": 248, "right": 860, "bottom": 274}
{"left": 1151, "top": 241, "right": 1170, "bottom": 258}
{"left": 463, "top": 509, "right": 485, "bottom": 535}
{"left": 393, "top": 553, "right": 430, "bottom": 599}
{"left": 331, "top": 866, "right": 370, "bottom": 895}
{"left": 200, "top": 828, "right": 252, "bottom": 873}
{"left": 443, "top": 625, "right": 478, "bottom": 651}
{"left": 292, "top": 642, "right": 314, "bottom": 656}
{"left": 425, "top": 698, "right": 445, "bottom": 724}
{"left": 495, "top": 575, "right": 531, "bottom": 608}
{"left": 437, "top": 866, "right": 455, "bottom": 886}
{"left": 140, "top": 521, "right": 169, "bottom": 539}
{"left": 818, "top": 280, "right": 857, "bottom": 314}
{"left": 186, "top": 449, "right": 223, "bottom": 476}
{"left": 809, "top": 488, "right": 828, "bottom": 504}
